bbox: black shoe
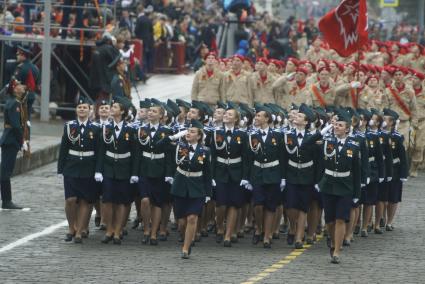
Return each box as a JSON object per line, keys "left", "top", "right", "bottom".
{"left": 64, "top": 233, "right": 75, "bottom": 242}
{"left": 379, "top": 218, "right": 385, "bottom": 228}
{"left": 207, "top": 223, "right": 216, "bottom": 233}
{"left": 367, "top": 225, "right": 372, "bottom": 233}
{"left": 150, "top": 238, "right": 158, "bottom": 246}
{"left": 216, "top": 234, "right": 223, "bottom": 244}
{"left": 181, "top": 252, "right": 189, "bottom": 259}
{"left": 385, "top": 224, "right": 394, "bottom": 231}
{"left": 141, "top": 234, "right": 150, "bottom": 244}
{"left": 158, "top": 234, "right": 167, "bottom": 241}
{"left": 374, "top": 228, "right": 383, "bottom": 234}
{"left": 94, "top": 216, "right": 101, "bottom": 227}
{"left": 342, "top": 240, "right": 351, "bottom": 247}
{"left": 131, "top": 218, "right": 140, "bottom": 229}
{"left": 353, "top": 225, "right": 360, "bottom": 235}
{"left": 230, "top": 236, "right": 238, "bottom": 243}
{"left": 306, "top": 238, "right": 314, "bottom": 245}
{"left": 74, "top": 237, "right": 83, "bottom": 244}
{"left": 101, "top": 235, "right": 113, "bottom": 244}
{"left": 200, "top": 230, "right": 208, "bottom": 237}
{"left": 113, "top": 238, "right": 121, "bottom": 245}
{"left": 223, "top": 240, "right": 232, "bottom": 247}
{"left": 81, "top": 231, "right": 89, "bottom": 239}
{"left": 272, "top": 233, "right": 280, "bottom": 240}
{"left": 252, "top": 234, "right": 261, "bottom": 245}
{"left": 331, "top": 255, "right": 340, "bottom": 264}
{"left": 99, "top": 224, "right": 106, "bottom": 231}
{"left": 2, "top": 201, "right": 22, "bottom": 209}
{"left": 294, "top": 242, "right": 303, "bottom": 249}
{"left": 287, "top": 234, "right": 295, "bottom": 245}
{"left": 263, "top": 241, "right": 271, "bottom": 249}
{"left": 361, "top": 230, "right": 368, "bottom": 237}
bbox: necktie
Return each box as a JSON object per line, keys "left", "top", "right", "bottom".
{"left": 150, "top": 127, "right": 156, "bottom": 132}
{"left": 115, "top": 125, "right": 119, "bottom": 131}
{"left": 297, "top": 133, "right": 303, "bottom": 139}
{"left": 226, "top": 130, "right": 232, "bottom": 143}
{"left": 338, "top": 141, "right": 343, "bottom": 147}
{"left": 261, "top": 131, "right": 267, "bottom": 136}
{"left": 189, "top": 145, "right": 195, "bottom": 152}
{"left": 80, "top": 124, "right": 85, "bottom": 134}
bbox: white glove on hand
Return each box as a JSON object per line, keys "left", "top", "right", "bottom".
{"left": 287, "top": 72, "right": 296, "bottom": 80}
{"left": 22, "top": 141, "right": 29, "bottom": 151}
{"left": 245, "top": 183, "right": 253, "bottom": 191}
{"left": 387, "top": 177, "right": 392, "bottom": 182}
{"left": 400, "top": 178, "right": 408, "bottom": 183}
{"left": 205, "top": 196, "right": 211, "bottom": 203}
{"left": 94, "top": 172, "right": 103, "bottom": 182}
{"left": 130, "top": 176, "right": 139, "bottom": 184}
{"left": 280, "top": 179, "right": 286, "bottom": 191}
{"left": 212, "top": 179, "right": 216, "bottom": 187}
{"left": 170, "top": 130, "right": 188, "bottom": 141}
{"left": 350, "top": 81, "right": 362, "bottom": 89}
{"left": 367, "top": 177, "right": 371, "bottom": 185}
{"left": 165, "top": 177, "right": 174, "bottom": 185}
{"left": 379, "top": 178, "right": 384, "bottom": 183}
{"left": 320, "top": 124, "right": 333, "bottom": 136}
{"left": 240, "top": 180, "right": 249, "bottom": 187}
{"left": 314, "top": 184, "right": 320, "bottom": 192}
{"left": 353, "top": 198, "right": 359, "bottom": 203}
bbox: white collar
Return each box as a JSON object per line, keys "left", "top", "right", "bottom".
{"left": 99, "top": 118, "right": 109, "bottom": 125}
{"left": 295, "top": 128, "right": 305, "bottom": 136}
{"left": 337, "top": 137, "right": 346, "bottom": 144}
{"left": 77, "top": 119, "right": 88, "bottom": 126}
{"left": 260, "top": 127, "right": 269, "bottom": 134}
{"left": 114, "top": 120, "right": 123, "bottom": 129}
{"left": 189, "top": 143, "right": 198, "bottom": 150}
{"left": 225, "top": 126, "right": 234, "bottom": 133}
{"left": 150, "top": 123, "right": 159, "bottom": 130}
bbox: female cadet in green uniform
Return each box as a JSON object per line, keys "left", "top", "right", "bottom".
{"left": 58, "top": 96, "right": 100, "bottom": 243}
{"left": 171, "top": 120, "right": 212, "bottom": 259}
{"left": 210, "top": 103, "right": 249, "bottom": 247}
{"left": 318, "top": 109, "right": 361, "bottom": 264}
{"left": 95, "top": 96, "right": 139, "bottom": 244}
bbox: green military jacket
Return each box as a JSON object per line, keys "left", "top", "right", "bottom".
{"left": 390, "top": 131, "right": 408, "bottom": 180}
{"left": 379, "top": 130, "right": 394, "bottom": 179}
{"left": 57, "top": 120, "right": 100, "bottom": 178}
{"left": 96, "top": 121, "right": 139, "bottom": 180}
{"left": 247, "top": 128, "right": 285, "bottom": 185}
{"left": 0, "top": 96, "right": 23, "bottom": 149}
{"left": 171, "top": 142, "right": 212, "bottom": 198}
{"left": 365, "top": 130, "right": 385, "bottom": 182}
{"left": 319, "top": 135, "right": 361, "bottom": 199}
{"left": 350, "top": 130, "right": 370, "bottom": 185}
{"left": 136, "top": 123, "right": 174, "bottom": 177}
{"left": 210, "top": 127, "right": 249, "bottom": 183}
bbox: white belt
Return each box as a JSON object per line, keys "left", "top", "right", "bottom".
{"left": 325, "top": 169, "right": 350, "bottom": 178}
{"left": 217, "top": 157, "right": 242, "bottom": 165}
{"left": 369, "top": 157, "right": 375, "bottom": 162}
{"left": 393, "top": 158, "right": 400, "bottom": 164}
{"left": 68, "top": 150, "right": 95, "bottom": 157}
{"left": 142, "top": 151, "right": 165, "bottom": 160}
{"left": 288, "top": 160, "right": 313, "bottom": 169}
{"left": 177, "top": 167, "right": 202, "bottom": 177}
{"left": 106, "top": 151, "right": 131, "bottom": 159}
{"left": 254, "top": 160, "right": 279, "bottom": 169}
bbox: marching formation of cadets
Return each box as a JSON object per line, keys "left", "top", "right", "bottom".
{"left": 56, "top": 38, "right": 422, "bottom": 263}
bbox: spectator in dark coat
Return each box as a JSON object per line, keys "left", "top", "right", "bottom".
{"left": 135, "top": 5, "right": 155, "bottom": 74}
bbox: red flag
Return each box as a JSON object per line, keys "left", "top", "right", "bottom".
{"left": 318, "top": 0, "right": 368, "bottom": 57}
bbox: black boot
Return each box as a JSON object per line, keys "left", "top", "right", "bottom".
{"left": 1, "top": 180, "right": 22, "bottom": 209}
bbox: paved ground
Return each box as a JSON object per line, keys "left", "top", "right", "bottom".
{"left": 0, "top": 162, "right": 424, "bottom": 283}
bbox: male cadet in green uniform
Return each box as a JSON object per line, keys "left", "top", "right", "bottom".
{"left": 58, "top": 96, "right": 100, "bottom": 243}
{"left": 246, "top": 104, "right": 285, "bottom": 248}
{"left": 0, "top": 81, "right": 28, "bottom": 209}
{"left": 282, "top": 104, "right": 323, "bottom": 249}
{"left": 318, "top": 109, "right": 361, "bottom": 264}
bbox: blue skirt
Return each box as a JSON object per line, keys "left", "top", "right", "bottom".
{"left": 173, "top": 195, "right": 205, "bottom": 219}
{"left": 138, "top": 177, "right": 171, "bottom": 207}
{"left": 64, "top": 176, "right": 99, "bottom": 203}
{"left": 102, "top": 177, "right": 133, "bottom": 205}
{"left": 215, "top": 181, "right": 245, "bottom": 208}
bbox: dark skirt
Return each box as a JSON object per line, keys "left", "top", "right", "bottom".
{"left": 138, "top": 177, "right": 171, "bottom": 207}
{"left": 363, "top": 182, "right": 379, "bottom": 205}
{"left": 377, "top": 181, "right": 390, "bottom": 202}
{"left": 173, "top": 195, "right": 205, "bottom": 219}
{"left": 388, "top": 180, "right": 402, "bottom": 203}
{"left": 252, "top": 184, "right": 280, "bottom": 212}
{"left": 285, "top": 183, "right": 314, "bottom": 213}
{"left": 322, "top": 193, "right": 352, "bottom": 224}
{"left": 64, "top": 176, "right": 99, "bottom": 203}
{"left": 102, "top": 177, "right": 133, "bottom": 205}
{"left": 215, "top": 181, "right": 245, "bottom": 208}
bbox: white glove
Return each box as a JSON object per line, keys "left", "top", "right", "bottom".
{"left": 211, "top": 179, "right": 216, "bottom": 187}
{"left": 22, "top": 141, "right": 29, "bottom": 151}
{"left": 165, "top": 177, "right": 174, "bottom": 185}
{"left": 170, "top": 130, "right": 188, "bottom": 141}
{"left": 320, "top": 124, "right": 333, "bottom": 136}
{"left": 379, "top": 178, "right": 384, "bottom": 183}
{"left": 26, "top": 120, "right": 31, "bottom": 127}
{"left": 352, "top": 198, "right": 359, "bottom": 203}
{"left": 130, "top": 176, "right": 139, "bottom": 184}
{"left": 58, "top": 174, "right": 64, "bottom": 180}
{"left": 400, "top": 178, "right": 408, "bottom": 183}
{"left": 387, "top": 177, "right": 392, "bottom": 182}
{"left": 350, "top": 81, "right": 361, "bottom": 89}
{"left": 205, "top": 196, "right": 211, "bottom": 203}
{"left": 361, "top": 183, "right": 366, "bottom": 188}
{"left": 366, "top": 177, "right": 371, "bottom": 185}
{"left": 314, "top": 184, "right": 320, "bottom": 192}
{"left": 280, "top": 179, "right": 286, "bottom": 191}
{"left": 287, "top": 72, "right": 296, "bottom": 80}
{"left": 94, "top": 172, "right": 103, "bottom": 182}
{"left": 240, "top": 180, "right": 249, "bottom": 187}
{"left": 245, "top": 183, "right": 253, "bottom": 191}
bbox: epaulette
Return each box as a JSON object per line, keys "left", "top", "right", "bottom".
{"left": 392, "top": 131, "right": 403, "bottom": 138}
{"left": 272, "top": 128, "right": 282, "bottom": 134}
{"left": 348, "top": 140, "right": 359, "bottom": 147}
{"left": 91, "top": 121, "right": 101, "bottom": 127}
{"left": 66, "top": 120, "right": 78, "bottom": 126}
